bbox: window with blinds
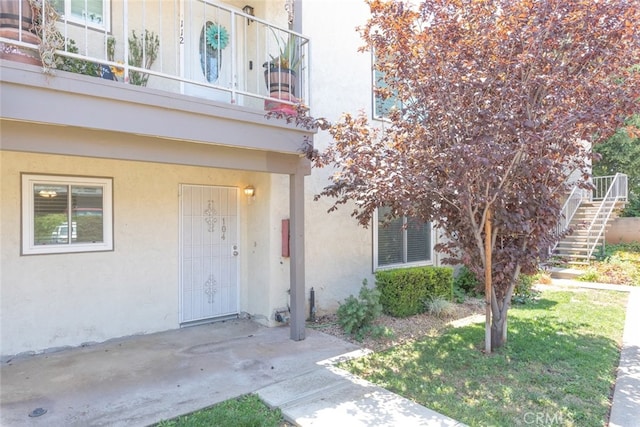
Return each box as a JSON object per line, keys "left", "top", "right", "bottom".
{"left": 22, "top": 174, "right": 113, "bottom": 255}
{"left": 375, "top": 206, "right": 431, "bottom": 269}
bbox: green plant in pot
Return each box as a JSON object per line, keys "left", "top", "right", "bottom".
{"left": 128, "top": 29, "right": 159, "bottom": 86}
{"left": 263, "top": 32, "right": 300, "bottom": 97}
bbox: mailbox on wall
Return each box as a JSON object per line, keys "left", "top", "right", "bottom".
{"left": 282, "top": 219, "right": 290, "bottom": 257}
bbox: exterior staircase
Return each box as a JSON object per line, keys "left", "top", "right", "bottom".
{"left": 551, "top": 174, "right": 628, "bottom": 265}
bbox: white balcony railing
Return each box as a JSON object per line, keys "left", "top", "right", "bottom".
{"left": 591, "top": 174, "right": 628, "bottom": 202}
{"left": 0, "top": 0, "right": 309, "bottom": 113}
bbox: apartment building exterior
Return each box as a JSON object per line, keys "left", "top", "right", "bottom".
{"left": 0, "top": 0, "right": 439, "bottom": 358}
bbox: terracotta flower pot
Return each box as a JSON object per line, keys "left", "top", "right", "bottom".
{"left": 0, "top": 0, "right": 42, "bottom": 66}
{"left": 264, "top": 67, "right": 297, "bottom": 97}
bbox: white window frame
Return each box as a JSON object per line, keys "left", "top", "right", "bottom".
{"left": 54, "top": 0, "right": 111, "bottom": 31}
{"left": 22, "top": 174, "right": 113, "bottom": 255}
{"left": 373, "top": 208, "right": 433, "bottom": 271}
{"left": 372, "top": 52, "right": 402, "bottom": 121}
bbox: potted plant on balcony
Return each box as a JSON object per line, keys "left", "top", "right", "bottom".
{"left": 0, "top": 0, "right": 43, "bottom": 66}
{"left": 263, "top": 32, "right": 300, "bottom": 114}
{"left": 128, "top": 29, "right": 159, "bottom": 86}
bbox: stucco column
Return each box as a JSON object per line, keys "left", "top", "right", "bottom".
{"left": 289, "top": 170, "right": 305, "bottom": 341}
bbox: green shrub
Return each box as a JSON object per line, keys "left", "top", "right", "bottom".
{"left": 453, "top": 284, "right": 467, "bottom": 303}
{"left": 512, "top": 274, "right": 541, "bottom": 304}
{"left": 453, "top": 266, "right": 482, "bottom": 300}
{"left": 336, "top": 279, "right": 385, "bottom": 341}
{"left": 452, "top": 265, "right": 539, "bottom": 304}
{"left": 376, "top": 266, "right": 453, "bottom": 317}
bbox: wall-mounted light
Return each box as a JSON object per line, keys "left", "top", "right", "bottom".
{"left": 244, "top": 185, "right": 256, "bottom": 204}
{"left": 242, "top": 5, "right": 255, "bottom": 25}
{"left": 244, "top": 185, "right": 255, "bottom": 197}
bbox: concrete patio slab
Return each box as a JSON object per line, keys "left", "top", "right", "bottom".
{"left": 0, "top": 319, "right": 360, "bottom": 427}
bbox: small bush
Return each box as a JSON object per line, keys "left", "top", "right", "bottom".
{"left": 453, "top": 266, "right": 483, "bottom": 302}
{"left": 376, "top": 266, "right": 453, "bottom": 317}
{"left": 578, "top": 268, "right": 599, "bottom": 283}
{"left": 512, "top": 274, "right": 541, "bottom": 304}
{"left": 452, "top": 266, "right": 540, "bottom": 304}
{"left": 424, "top": 297, "right": 456, "bottom": 318}
{"left": 453, "top": 284, "right": 467, "bottom": 303}
{"left": 454, "top": 266, "right": 481, "bottom": 294}
{"left": 336, "top": 279, "right": 385, "bottom": 341}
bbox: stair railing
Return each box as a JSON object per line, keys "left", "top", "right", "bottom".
{"left": 585, "top": 173, "right": 628, "bottom": 259}
{"left": 551, "top": 185, "right": 584, "bottom": 253}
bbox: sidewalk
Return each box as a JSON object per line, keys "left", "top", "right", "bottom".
{"left": 546, "top": 278, "right": 640, "bottom": 427}
{"left": 258, "top": 349, "right": 464, "bottom": 426}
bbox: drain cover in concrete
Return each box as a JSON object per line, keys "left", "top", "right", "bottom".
{"left": 28, "top": 408, "right": 47, "bottom": 417}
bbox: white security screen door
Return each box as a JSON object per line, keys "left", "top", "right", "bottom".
{"left": 180, "top": 185, "right": 239, "bottom": 323}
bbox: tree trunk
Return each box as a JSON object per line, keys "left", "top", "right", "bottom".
{"left": 491, "top": 311, "right": 508, "bottom": 349}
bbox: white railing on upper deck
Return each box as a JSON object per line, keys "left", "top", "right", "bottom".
{"left": 0, "top": 0, "right": 309, "bottom": 112}
{"left": 590, "top": 174, "right": 628, "bottom": 202}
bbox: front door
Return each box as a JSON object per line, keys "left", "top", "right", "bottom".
{"left": 179, "top": 184, "right": 239, "bottom": 323}
{"left": 180, "top": 1, "right": 246, "bottom": 103}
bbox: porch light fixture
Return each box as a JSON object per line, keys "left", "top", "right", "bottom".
{"left": 242, "top": 5, "right": 255, "bottom": 25}
{"left": 244, "top": 185, "right": 255, "bottom": 198}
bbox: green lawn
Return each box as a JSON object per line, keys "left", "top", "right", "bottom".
{"left": 341, "top": 288, "right": 628, "bottom": 427}
{"left": 155, "top": 394, "right": 288, "bottom": 427}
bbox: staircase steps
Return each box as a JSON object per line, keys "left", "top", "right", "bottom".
{"left": 552, "top": 200, "right": 624, "bottom": 264}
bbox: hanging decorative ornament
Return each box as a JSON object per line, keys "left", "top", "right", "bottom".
{"left": 200, "top": 21, "right": 228, "bottom": 83}
{"left": 205, "top": 23, "right": 229, "bottom": 51}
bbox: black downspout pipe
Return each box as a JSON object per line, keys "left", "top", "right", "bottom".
{"left": 309, "top": 287, "right": 316, "bottom": 322}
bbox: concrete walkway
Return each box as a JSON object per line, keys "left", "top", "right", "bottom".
{"left": 0, "top": 319, "right": 462, "bottom": 427}
{"left": 1, "top": 280, "right": 636, "bottom": 426}
{"left": 257, "top": 349, "right": 463, "bottom": 426}
{"left": 610, "top": 286, "right": 640, "bottom": 427}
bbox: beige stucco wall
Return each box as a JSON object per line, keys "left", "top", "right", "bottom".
{"left": 302, "top": 0, "right": 449, "bottom": 314}
{"left": 606, "top": 218, "right": 640, "bottom": 244}
{"left": 0, "top": 150, "right": 285, "bottom": 356}
{"left": 302, "top": 0, "right": 381, "bottom": 314}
